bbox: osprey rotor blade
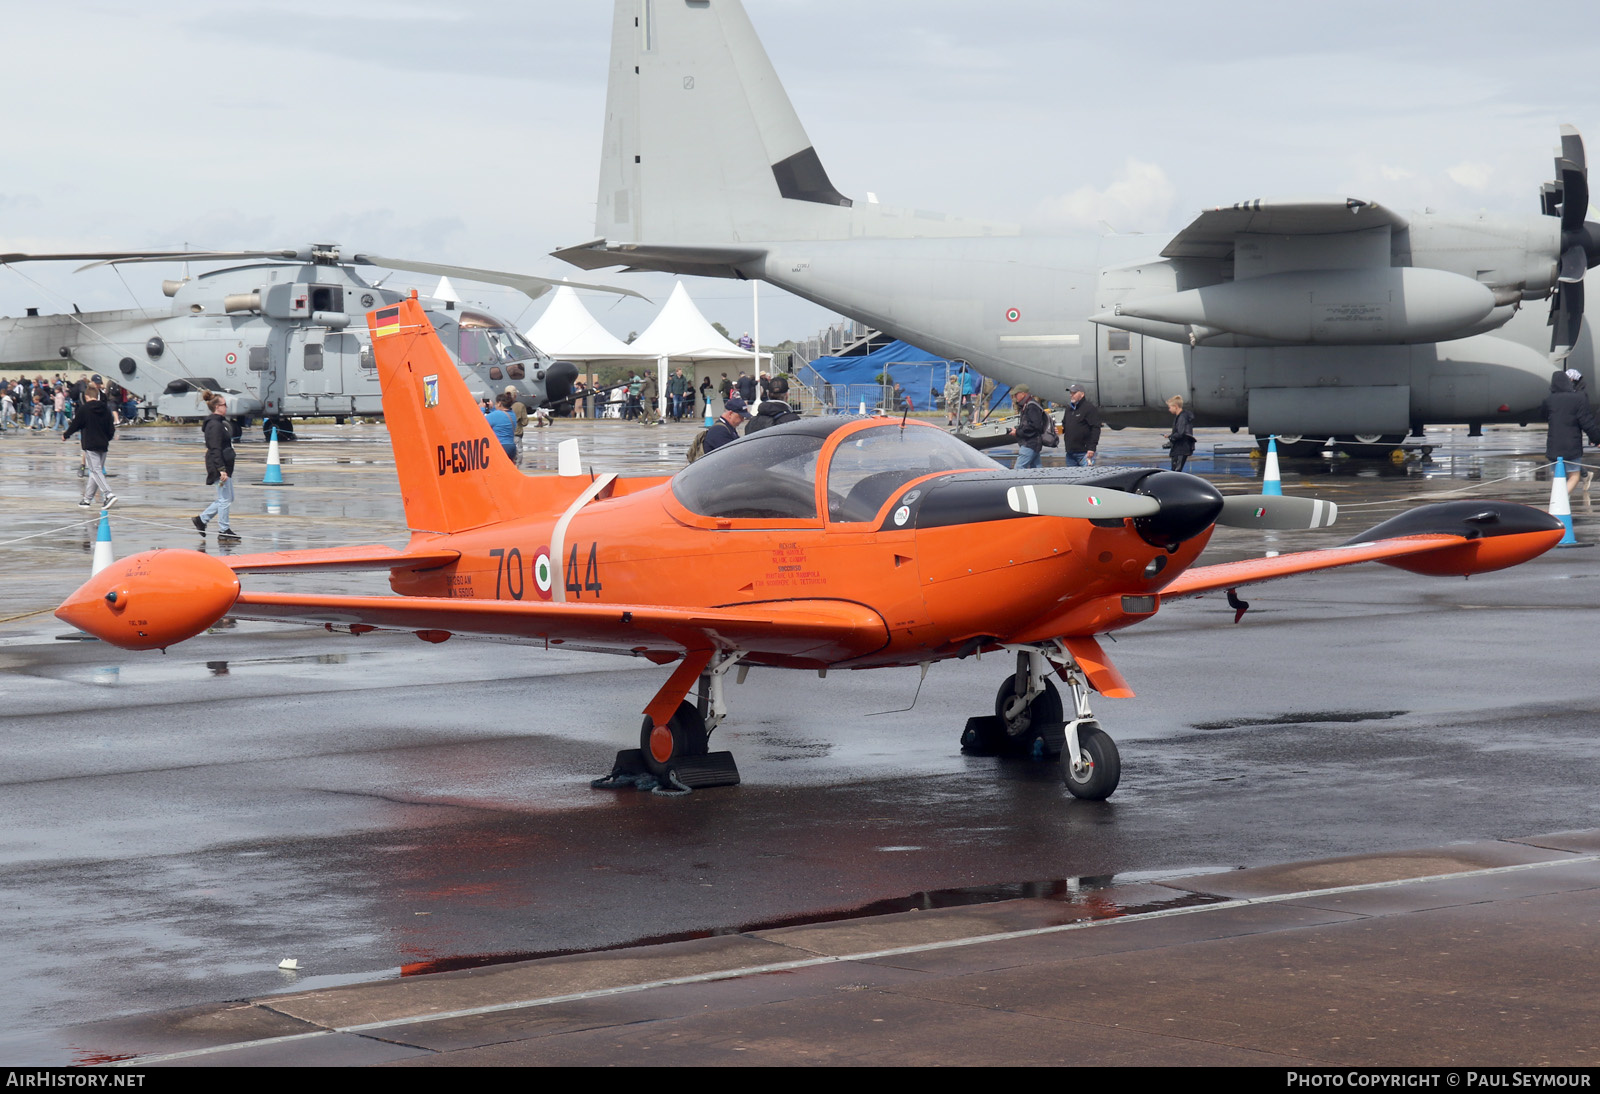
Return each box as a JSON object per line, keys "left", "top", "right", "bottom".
{"left": 1217, "top": 494, "right": 1338, "bottom": 530}
{"left": 1005, "top": 484, "right": 1161, "bottom": 520}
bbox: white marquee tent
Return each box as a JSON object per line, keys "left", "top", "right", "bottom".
{"left": 527, "top": 281, "right": 769, "bottom": 417}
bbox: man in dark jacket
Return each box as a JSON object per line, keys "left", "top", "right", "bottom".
{"left": 194, "top": 392, "right": 240, "bottom": 542}
{"left": 1006, "top": 384, "right": 1047, "bottom": 469}
{"left": 1540, "top": 369, "right": 1600, "bottom": 494}
{"left": 1060, "top": 384, "right": 1101, "bottom": 466}
{"left": 63, "top": 382, "right": 116, "bottom": 509}
{"left": 744, "top": 375, "right": 800, "bottom": 435}
{"left": 736, "top": 371, "right": 757, "bottom": 403}
{"left": 702, "top": 396, "right": 748, "bottom": 454}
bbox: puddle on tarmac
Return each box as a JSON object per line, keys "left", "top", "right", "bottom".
{"left": 393, "top": 869, "right": 1233, "bottom": 978}
{"left": 55, "top": 649, "right": 385, "bottom": 687}
{"left": 1191, "top": 709, "right": 1408, "bottom": 731}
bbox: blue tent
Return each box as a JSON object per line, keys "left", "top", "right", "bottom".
{"left": 808, "top": 340, "right": 959, "bottom": 412}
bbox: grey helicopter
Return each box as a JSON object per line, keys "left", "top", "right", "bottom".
{"left": 0, "top": 243, "right": 643, "bottom": 437}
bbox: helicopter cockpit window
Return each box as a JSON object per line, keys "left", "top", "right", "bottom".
{"left": 488, "top": 367, "right": 503, "bottom": 381}
{"left": 507, "top": 363, "right": 526, "bottom": 380}
{"left": 310, "top": 285, "right": 342, "bottom": 313}
{"left": 457, "top": 311, "right": 537, "bottom": 367}
{"left": 672, "top": 432, "right": 825, "bottom": 521}
{"left": 826, "top": 424, "right": 997, "bottom": 522}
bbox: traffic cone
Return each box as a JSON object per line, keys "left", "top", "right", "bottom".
{"left": 1551, "top": 458, "right": 1580, "bottom": 547}
{"left": 261, "top": 426, "right": 286, "bottom": 485}
{"left": 704, "top": 402, "right": 715, "bottom": 427}
{"left": 1261, "top": 436, "right": 1283, "bottom": 496}
{"left": 858, "top": 400, "right": 867, "bottom": 416}
{"left": 91, "top": 508, "right": 114, "bottom": 575}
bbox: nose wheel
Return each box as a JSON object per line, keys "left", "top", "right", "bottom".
{"left": 1060, "top": 722, "right": 1120, "bottom": 800}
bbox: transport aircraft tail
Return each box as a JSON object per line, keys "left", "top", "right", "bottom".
{"left": 557, "top": 0, "right": 1014, "bottom": 276}
{"left": 369, "top": 296, "right": 550, "bottom": 536}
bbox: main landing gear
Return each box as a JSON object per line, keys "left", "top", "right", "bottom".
{"left": 594, "top": 649, "right": 743, "bottom": 794}
{"left": 961, "top": 645, "right": 1122, "bottom": 800}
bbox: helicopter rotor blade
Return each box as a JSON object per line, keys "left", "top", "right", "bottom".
{"left": 352, "top": 255, "right": 650, "bottom": 302}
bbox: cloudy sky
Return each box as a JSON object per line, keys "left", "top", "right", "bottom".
{"left": 3, "top": 0, "right": 1597, "bottom": 345}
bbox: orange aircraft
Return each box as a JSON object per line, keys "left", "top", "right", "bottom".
{"left": 56, "top": 294, "right": 1565, "bottom": 799}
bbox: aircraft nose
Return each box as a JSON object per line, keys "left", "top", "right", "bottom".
{"left": 1132, "top": 471, "right": 1225, "bottom": 549}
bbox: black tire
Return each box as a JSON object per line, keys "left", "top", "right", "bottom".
{"left": 640, "top": 700, "right": 709, "bottom": 777}
{"left": 1061, "top": 723, "right": 1121, "bottom": 800}
{"left": 1334, "top": 434, "right": 1406, "bottom": 458}
{"left": 1255, "top": 434, "right": 1328, "bottom": 459}
{"left": 987, "top": 675, "right": 1064, "bottom": 754}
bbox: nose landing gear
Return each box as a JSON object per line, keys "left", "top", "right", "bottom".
{"left": 961, "top": 643, "right": 1123, "bottom": 800}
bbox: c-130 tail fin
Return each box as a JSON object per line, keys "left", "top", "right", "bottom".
{"left": 558, "top": 1, "right": 1014, "bottom": 277}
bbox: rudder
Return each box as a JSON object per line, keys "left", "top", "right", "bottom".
{"left": 369, "top": 296, "right": 535, "bottom": 535}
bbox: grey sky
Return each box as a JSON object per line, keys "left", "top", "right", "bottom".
{"left": 4, "top": 0, "right": 1597, "bottom": 347}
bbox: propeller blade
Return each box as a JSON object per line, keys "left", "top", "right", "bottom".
{"left": 1559, "top": 244, "right": 1587, "bottom": 283}
{"left": 1551, "top": 278, "right": 1584, "bottom": 358}
{"left": 1006, "top": 483, "right": 1161, "bottom": 520}
{"left": 1561, "top": 123, "right": 1586, "bottom": 173}
{"left": 353, "top": 255, "right": 650, "bottom": 302}
{"left": 1542, "top": 181, "right": 1562, "bottom": 218}
{"left": 1560, "top": 166, "right": 1589, "bottom": 233}
{"left": 1216, "top": 494, "right": 1338, "bottom": 530}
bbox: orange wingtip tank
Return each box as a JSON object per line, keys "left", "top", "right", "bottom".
{"left": 55, "top": 549, "right": 240, "bottom": 651}
{"left": 1356, "top": 501, "right": 1565, "bottom": 577}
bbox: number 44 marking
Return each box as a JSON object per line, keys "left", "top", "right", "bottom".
{"left": 565, "top": 542, "right": 603, "bottom": 599}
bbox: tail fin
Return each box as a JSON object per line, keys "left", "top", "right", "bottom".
{"left": 370, "top": 296, "right": 542, "bottom": 535}
{"left": 591, "top": 0, "right": 1011, "bottom": 250}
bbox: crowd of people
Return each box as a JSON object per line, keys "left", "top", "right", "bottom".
{"left": 21, "top": 357, "right": 1599, "bottom": 540}
{"left": 0, "top": 373, "right": 141, "bottom": 433}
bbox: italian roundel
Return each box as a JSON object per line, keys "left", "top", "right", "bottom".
{"left": 534, "top": 546, "right": 554, "bottom": 600}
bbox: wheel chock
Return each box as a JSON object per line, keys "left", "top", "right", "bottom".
{"left": 668, "top": 751, "right": 740, "bottom": 789}
{"left": 590, "top": 748, "right": 740, "bottom": 792}
{"left": 960, "top": 715, "right": 1004, "bottom": 755}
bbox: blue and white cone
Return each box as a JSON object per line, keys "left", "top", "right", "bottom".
{"left": 91, "top": 508, "right": 114, "bottom": 575}
{"left": 262, "top": 426, "right": 284, "bottom": 485}
{"left": 1262, "top": 436, "right": 1283, "bottom": 496}
{"left": 705, "top": 402, "right": 715, "bottom": 428}
{"left": 1550, "top": 457, "right": 1579, "bottom": 546}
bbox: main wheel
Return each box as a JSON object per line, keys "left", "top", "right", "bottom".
{"left": 1061, "top": 723, "right": 1121, "bottom": 800}
{"left": 988, "top": 675, "right": 1064, "bottom": 754}
{"left": 640, "top": 700, "right": 709, "bottom": 777}
{"left": 1334, "top": 434, "right": 1405, "bottom": 458}
{"left": 1255, "top": 434, "right": 1328, "bottom": 459}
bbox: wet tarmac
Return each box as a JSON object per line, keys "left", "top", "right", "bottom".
{"left": 1, "top": 417, "right": 1598, "bottom": 1064}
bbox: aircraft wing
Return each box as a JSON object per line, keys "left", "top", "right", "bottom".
{"left": 229, "top": 592, "right": 889, "bottom": 663}
{"left": 1161, "top": 198, "right": 1409, "bottom": 260}
{"left": 352, "top": 255, "right": 650, "bottom": 302}
{"left": 222, "top": 545, "right": 460, "bottom": 574}
{"left": 1160, "top": 535, "right": 1459, "bottom": 599}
